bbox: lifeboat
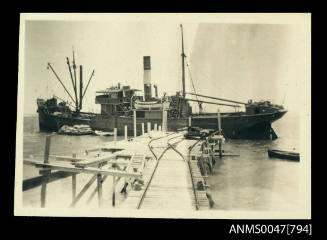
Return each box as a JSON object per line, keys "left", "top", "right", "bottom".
{"left": 134, "top": 100, "right": 170, "bottom": 110}
{"left": 268, "top": 149, "right": 300, "bottom": 161}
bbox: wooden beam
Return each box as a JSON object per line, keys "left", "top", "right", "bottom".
{"left": 97, "top": 174, "right": 103, "bottom": 207}
{"left": 185, "top": 92, "right": 247, "bottom": 105}
{"left": 24, "top": 159, "right": 142, "bottom": 178}
{"left": 23, "top": 171, "right": 74, "bottom": 191}
{"left": 70, "top": 175, "right": 97, "bottom": 207}
{"left": 40, "top": 135, "right": 51, "bottom": 208}
{"left": 86, "top": 175, "right": 107, "bottom": 204}
{"left": 185, "top": 98, "right": 241, "bottom": 108}
{"left": 56, "top": 155, "right": 85, "bottom": 162}
{"left": 112, "top": 176, "right": 116, "bottom": 207}
{"left": 72, "top": 174, "right": 77, "bottom": 201}
{"left": 73, "top": 155, "right": 115, "bottom": 168}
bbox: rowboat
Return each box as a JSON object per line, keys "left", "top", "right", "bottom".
{"left": 134, "top": 100, "right": 170, "bottom": 110}
{"left": 268, "top": 149, "right": 300, "bottom": 161}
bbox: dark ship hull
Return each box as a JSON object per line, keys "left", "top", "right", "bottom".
{"left": 90, "top": 109, "right": 286, "bottom": 139}
{"left": 37, "top": 98, "right": 94, "bottom": 132}
{"left": 38, "top": 109, "right": 92, "bottom": 132}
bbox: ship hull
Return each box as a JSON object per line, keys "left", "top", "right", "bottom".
{"left": 90, "top": 110, "right": 287, "bottom": 139}
{"left": 192, "top": 110, "right": 286, "bottom": 139}
{"left": 37, "top": 109, "right": 91, "bottom": 132}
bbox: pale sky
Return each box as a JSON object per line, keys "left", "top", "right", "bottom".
{"left": 21, "top": 15, "right": 310, "bottom": 115}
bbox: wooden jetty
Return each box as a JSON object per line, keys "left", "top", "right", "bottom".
{"left": 23, "top": 109, "right": 226, "bottom": 210}
{"left": 118, "top": 133, "right": 210, "bottom": 210}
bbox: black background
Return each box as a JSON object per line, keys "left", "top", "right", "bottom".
{"left": 6, "top": 6, "right": 314, "bottom": 240}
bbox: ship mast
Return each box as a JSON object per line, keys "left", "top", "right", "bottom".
{"left": 180, "top": 24, "right": 186, "bottom": 100}
{"left": 72, "top": 47, "right": 79, "bottom": 112}
{"left": 48, "top": 49, "right": 95, "bottom": 113}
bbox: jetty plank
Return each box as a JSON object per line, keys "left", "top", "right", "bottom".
{"left": 24, "top": 159, "right": 142, "bottom": 178}
{"left": 73, "top": 155, "right": 116, "bottom": 168}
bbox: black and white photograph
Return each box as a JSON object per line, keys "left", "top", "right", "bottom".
{"left": 15, "top": 13, "right": 311, "bottom": 218}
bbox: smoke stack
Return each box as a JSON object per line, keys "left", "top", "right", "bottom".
{"left": 143, "top": 56, "right": 152, "bottom": 101}
{"left": 154, "top": 84, "right": 158, "bottom": 98}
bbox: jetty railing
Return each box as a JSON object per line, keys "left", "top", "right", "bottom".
{"left": 23, "top": 134, "right": 142, "bottom": 208}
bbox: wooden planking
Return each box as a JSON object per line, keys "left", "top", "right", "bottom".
{"left": 24, "top": 131, "right": 211, "bottom": 210}
{"left": 73, "top": 154, "right": 116, "bottom": 168}
{"left": 118, "top": 134, "right": 210, "bottom": 210}
{"left": 55, "top": 156, "right": 85, "bottom": 162}
{"left": 24, "top": 159, "right": 142, "bottom": 178}
{"left": 139, "top": 149, "right": 195, "bottom": 210}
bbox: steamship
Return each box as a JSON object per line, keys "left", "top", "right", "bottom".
{"left": 37, "top": 25, "right": 287, "bottom": 139}
{"left": 37, "top": 50, "right": 97, "bottom": 131}
{"left": 89, "top": 25, "right": 287, "bottom": 139}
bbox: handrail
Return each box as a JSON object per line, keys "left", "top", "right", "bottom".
{"left": 187, "top": 138, "right": 203, "bottom": 210}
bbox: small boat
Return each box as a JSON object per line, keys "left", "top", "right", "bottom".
{"left": 94, "top": 130, "right": 114, "bottom": 136}
{"left": 134, "top": 100, "right": 170, "bottom": 110}
{"left": 268, "top": 149, "right": 300, "bottom": 161}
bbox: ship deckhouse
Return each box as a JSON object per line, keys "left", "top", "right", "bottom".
{"left": 95, "top": 85, "right": 142, "bottom": 115}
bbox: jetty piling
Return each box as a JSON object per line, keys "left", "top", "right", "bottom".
{"left": 23, "top": 126, "right": 227, "bottom": 209}
{"left": 217, "top": 109, "right": 222, "bottom": 157}
{"left": 97, "top": 174, "right": 103, "bottom": 206}
{"left": 72, "top": 153, "right": 77, "bottom": 201}
{"left": 112, "top": 176, "right": 116, "bottom": 206}
{"left": 114, "top": 128, "right": 117, "bottom": 143}
{"left": 133, "top": 110, "right": 137, "bottom": 138}
{"left": 124, "top": 126, "right": 128, "bottom": 141}
{"left": 40, "top": 135, "right": 51, "bottom": 207}
{"left": 142, "top": 123, "right": 145, "bottom": 135}
{"left": 162, "top": 110, "right": 168, "bottom": 132}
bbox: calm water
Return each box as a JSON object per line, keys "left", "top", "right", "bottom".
{"left": 21, "top": 112, "right": 301, "bottom": 211}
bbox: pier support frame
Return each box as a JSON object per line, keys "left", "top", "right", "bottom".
{"left": 40, "top": 135, "right": 51, "bottom": 208}
{"left": 97, "top": 174, "right": 103, "bottom": 207}
{"left": 133, "top": 110, "right": 137, "bottom": 138}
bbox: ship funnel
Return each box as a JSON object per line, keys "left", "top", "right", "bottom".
{"left": 143, "top": 56, "right": 152, "bottom": 101}
{"left": 154, "top": 84, "right": 158, "bottom": 98}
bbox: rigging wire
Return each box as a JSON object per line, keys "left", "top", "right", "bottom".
{"left": 281, "top": 81, "right": 290, "bottom": 106}
{"left": 185, "top": 58, "right": 204, "bottom": 113}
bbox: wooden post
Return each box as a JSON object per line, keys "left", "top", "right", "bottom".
{"left": 97, "top": 174, "right": 103, "bottom": 207}
{"left": 124, "top": 125, "right": 128, "bottom": 141}
{"left": 70, "top": 175, "right": 97, "bottom": 207}
{"left": 133, "top": 110, "right": 137, "bottom": 138}
{"left": 208, "top": 148, "right": 213, "bottom": 172}
{"left": 154, "top": 123, "right": 157, "bottom": 131}
{"left": 218, "top": 139, "right": 222, "bottom": 157}
{"left": 188, "top": 116, "right": 191, "bottom": 127}
{"left": 217, "top": 108, "right": 221, "bottom": 133}
{"left": 158, "top": 125, "right": 162, "bottom": 131}
{"left": 72, "top": 153, "right": 77, "bottom": 201}
{"left": 114, "top": 128, "right": 117, "bottom": 144}
{"left": 40, "top": 135, "right": 51, "bottom": 208}
{"left": 72, "top": 174, "right": 76, "bottom": 201}
{"left": 147, "top": 122, "right": 151, "bottom": 133}
{"left": 112, "top": 176, "right": 116, "bottom": 206}
{"left": 162, "top": 110, "right": 167, "bottom": 132}
{"left": 217, "top": 109, "right": 222, "bottom": 157}
{"left": 141, "top": 122, "right": 145, "bottom": 135}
